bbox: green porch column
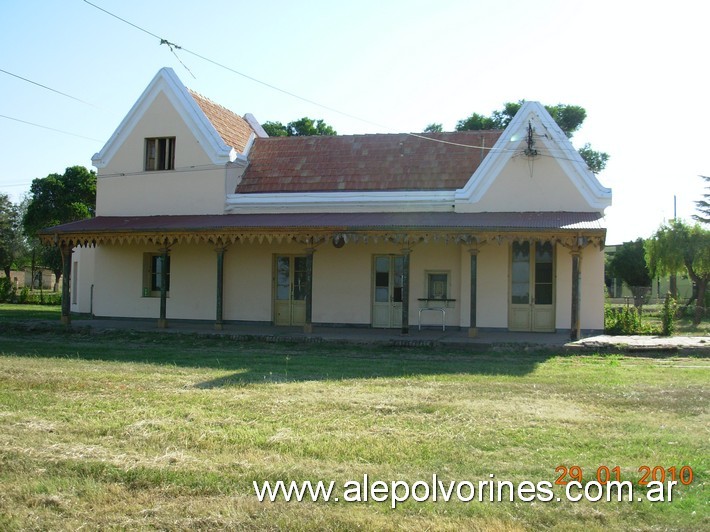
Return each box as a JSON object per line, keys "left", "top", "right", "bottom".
{"left": 468, "top": 248, "right": 478, "bottom": 337}
{"left": 215, "top": 246, "right": 226, "bottom": 330}
{"left": 401, "top": 249, "right": 411, "bottom": 335}
{"left": 157, "top": 247, "right": 169, "bottom": 329}
{"left": 303, "top": 248, "right": 314, "bottom": 334}
{"left": 570, "top": 251, "right": 581, "bottom": 341}
{"left": 60, "top": 244, "right": 72, "bottom": 325}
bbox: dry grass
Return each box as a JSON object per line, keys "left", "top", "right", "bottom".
{"left": 0, "top": 327, "right": 707, "bottom": 530}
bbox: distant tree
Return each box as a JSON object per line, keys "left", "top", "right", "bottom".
{"left": 645, "top": 220, "right": 710, "bottom": 325}
{"left": 262, "top": 121, "right": 288, "bottom": 137}
{"left": 693, "top": 174, "right": 710, "bottom": 224}
{"left": 578, "top": 143, "right": 610, "bottom": 175}
{"left": 262, "top": 117, "right": 337, "bottom": 137}
{"left": 423, "top": 123, "right": 443, "bottom": 133}
{"left": 455, "top": 112, "right": 497, "bottom": 132}
{"left": 455, "top": 100, "right": 609, "bottom": 173}
{"left": 0, "top": 194, "right": 26, "bottom": 280}
{"left": 608, "top": 238, "right": 652, "bottom": 308}
{"left": 22, "top": 166, "right": 96, "bottom": 290}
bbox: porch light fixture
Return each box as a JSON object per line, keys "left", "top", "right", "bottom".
{"left": 332, "top": 234, "right": 345, "bottom": 248}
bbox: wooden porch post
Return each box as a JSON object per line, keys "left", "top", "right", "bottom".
{"left": 401, "top": 249, "right": 411, "bottom": 335}
{"left": 304, "top": 248, "right": 314, "bottom": 333}
{"left": 157, "top": 247, "right": 169, "bottom": 329}
{"left": 468, "top": 248, "right": 478, "bottom": 337}
{"left": 215, "top": 246, "right": 226, "bottom": 330}
{"left": 570, "top": 250, "right": 581, "bottom": 341}
{"left": 60, "top": 244, "right": 72, "bottom": 325}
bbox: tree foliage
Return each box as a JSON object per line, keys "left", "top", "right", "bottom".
{"left": 608, "top": 238, "right": 652, "bottom": 307}
{"left": 423, "top": 123, "right": 443, "bottom": 133}
{"left": 693, "top": 174, "right": 710, "bottom": 224}
{"left": 0, "top": 194, "right": 26, "bottom": 279}
{"left": 262, "top": 117, "right": 337, "bottom": 137}
{"left": 645, "top": 220, "right": 710, "bottom": 325}
{"left": 455, "top": 100, "right": 608, "bottom": 174}
{"left": 577, "top": 143, "right": 610, "bottom": 175}
{"left": 22, "top": 166, "right": 97, "bottom": 289}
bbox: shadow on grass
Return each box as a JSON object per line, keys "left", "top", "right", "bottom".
{"left": 0, "top": 322, "right": 559, "bottom": 384}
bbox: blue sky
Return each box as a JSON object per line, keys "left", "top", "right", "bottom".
{"left": 1, "top": 0, "right": 707, "bottom": 243}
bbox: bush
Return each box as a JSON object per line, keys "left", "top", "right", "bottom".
{"left": 24, "top": 291, "right": 62, "bottom": 305}
{"left": 0, "top": 278, "right": 13, "bottom": 303}
{"left": 604, "top": 305, "right": 658, "bottom": 335}
{"left": 18, "top": 286, "right": 29, "bottom": 304}
{"left": 661, "top": 294, "right": 677, "bottom": 336}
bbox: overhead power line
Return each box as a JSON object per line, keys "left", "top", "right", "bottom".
{"left": 0, "top": 68, "right": 98, "bottom": 108}
{"left": 0, "top": 114, "right": 103, "bottom": 142}
{"left": 81, "top": 0, "right": 403, "bottom": 133}
{"left": 81, "top": 1, "right": 594, "bottom": 162}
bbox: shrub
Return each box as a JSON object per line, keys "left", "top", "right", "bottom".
{"left": 0, "top": 278, "right": 13, "bottom": 303}
{"left": 661, "top": 293, "right": 677, "bottom": 336}
{"left": 604, "top": 305, "right": 658, "bottom": 335}
{"left": 18, "top": 286, "right": 29, "bottom": 304}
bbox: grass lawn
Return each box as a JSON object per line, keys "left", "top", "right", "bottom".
{"left": 0, "top": 317, "right": 707, "bottom": 529}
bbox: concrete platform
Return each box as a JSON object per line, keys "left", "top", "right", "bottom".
{"left": 43, "top": 317, "right": 710, "bottom": 353}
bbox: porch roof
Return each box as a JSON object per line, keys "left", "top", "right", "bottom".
{"left": 41, "top": 211, "right": 605, "bottom": 248}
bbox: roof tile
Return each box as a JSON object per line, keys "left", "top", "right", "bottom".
{"left": 188, "top": 90, "right": 254, "bottom": 153}
{"left": 237, "top": 131, "right": 503, "bottom": 193}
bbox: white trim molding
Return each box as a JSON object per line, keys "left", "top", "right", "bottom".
{"left": 454, "top": 101, "right": 612, "bottom": 211}
{"left": 92, "top": 67, "right": 236, "bottom": 170}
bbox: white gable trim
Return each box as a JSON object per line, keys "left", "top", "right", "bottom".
{"left": 92, "top": 67, "right": 235, "bottom": 169}
{"left": 225, "top": 190, "right": 455, "bottom": 214}
{"left": 453, "top": 101, "right": 612, "bottom": 211}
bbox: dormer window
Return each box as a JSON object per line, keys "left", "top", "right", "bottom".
{"left": 145, "top": 137, "right": 175, "bottom": 171}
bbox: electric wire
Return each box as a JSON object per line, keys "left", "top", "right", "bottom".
{"left": 0, "top": 68, "right": 99, "bottom": 108}
{"left": 79, "top": 1, "right": 598, "bottom": 166}
{"left": 0, "top": 114, "right": 103, "bottom": 142}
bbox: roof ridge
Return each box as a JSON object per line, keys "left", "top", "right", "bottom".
{"left": 255, "top": 130, "right": 505, "bottom": 141}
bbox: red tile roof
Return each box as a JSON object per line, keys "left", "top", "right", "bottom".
{"left": 237, "top": 131, "right": 503, "bottom": 193}
{"left": 189, "top": 90, "right": 254, "bottom": 153}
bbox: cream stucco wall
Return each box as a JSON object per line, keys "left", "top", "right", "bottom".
{"left": 470, "top": 156, "right": 591, "bottom": 212}
{"left": 473, "top": 243, "right": 510, "bottom": 328}
{"left": 87, "top": 239, "right": 604, "bottom": 331}
{"left": 96, "top": 92, "right": 228, "bottom": 216}
{"left": 580, "top": 244, "right": 605, "bottom": 331}
{"left": 69, "top": 246, "right": 96, "bottom": 314}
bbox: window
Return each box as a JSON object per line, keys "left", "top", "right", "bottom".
{"left": 145, "top": 137, "right": 175, "bottom": 171}
{"left": 426, "top": 271, "right": 449, "bottom": 300}
{"left": 143, "top": 253, "right": 170, "bottom": 296}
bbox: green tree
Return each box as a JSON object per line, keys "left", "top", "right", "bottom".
{"left": 607, "top": 238, "right": 652, "bottom": 308}
{"left": 22, "top": 166, "right": 97, "bottom": 290}
{"left": 423, "top": 123, "right": 443, "bottom": 133}
{"left": 262, "top": 121, "right": 288, "bottom": 137}
{"left": 577, "top": 143, "right": 610, "bottom": 175}
{"left": 262, "top": 117, "right": 337, "bottom": 137}
{"left": 693, "top": 174, "right": 710, "bottom": 224}
{"left": 0, "top": 194, "right": 26, "bottom": 280}
{"left": 455, "top": 100, "right": 609, "bottom": 173}
{"left": 645, "top": 220, "right": 710, "bottom": 325}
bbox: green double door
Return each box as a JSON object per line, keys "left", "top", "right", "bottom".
{"left": 372, "top": 255, "right": 403, "bottom": 328}
{"left": 509, "top": 241, "right": 555, "bottom": 332}
{"left": 274, "top": 255, "right": 307, "bottom": 326}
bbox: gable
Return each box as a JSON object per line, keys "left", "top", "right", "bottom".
{"left": 454, "top": 101, "right": 612, "bottom": 213}
{"left": 92, "top": 67, "right": 253, "bottom": 170}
